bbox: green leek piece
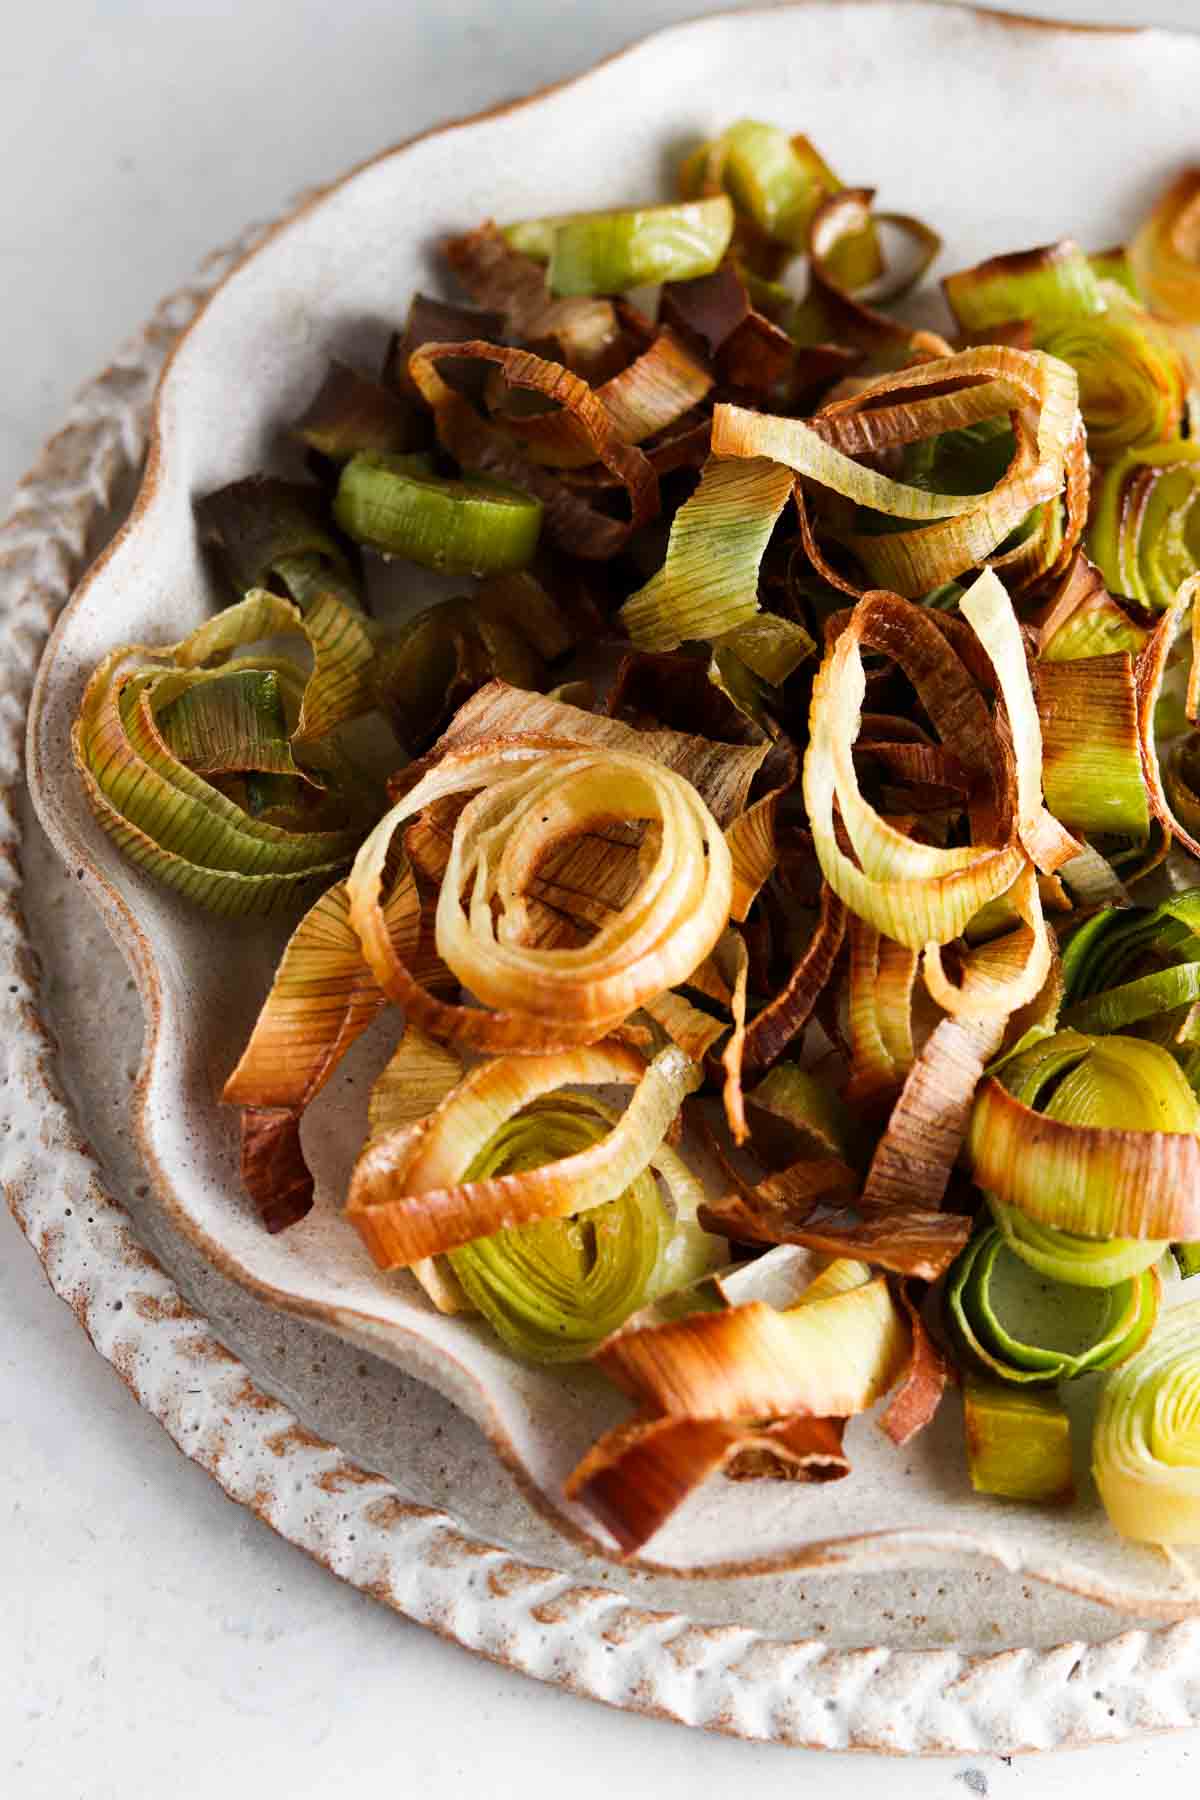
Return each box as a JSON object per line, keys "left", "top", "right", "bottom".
{"left": 620, "top": 454, "right": 795, "bottom": 650}
{"left": 944, "top": 240, "right": 1106, "bottom": 334}
{"left": 944, "top": 241, "right": 1183, "bottom": 461}
{"left": 1060, "top": 892, "right": 1200, "bottom": 1050}
{"left": 448, "top": 1096, "right": 715, "bottom": 1363}
{"left": 1093, "top": 1296, "right": 1200, "bottom": 1544}
{"left": 506, "top": 196, "right": 734, "bottom": 298}
{"left": 945, "top": 1227, "right": 1161, "bottom": 1386}
{"left": 334, "top": 451, "right": 542, "bottom": 574}
{"left": 1089, "top": 438, "right": 1200, "bottom": 609}
{"left": 73, "top": 590, "right": 378, "bottom": 916}
{"left": 963, "top": 1377, "right": 1074, "bottom": 1504}
{"left": 1173, "top": 1244, "right": 1200, "bottom": 1279}
{"left": 989, "top": 1196, "right": 1166, "bottom": 1289}
{"left": 1037, "top": 658, "right": 1149, "bottom": 841}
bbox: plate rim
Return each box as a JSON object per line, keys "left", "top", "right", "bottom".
{"left": 9, "top": 0, "right": 1200, "bottom": 1753}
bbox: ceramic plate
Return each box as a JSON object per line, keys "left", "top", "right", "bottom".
{"left": 15, "top": 0, "right": 1200, "bottom": 1753}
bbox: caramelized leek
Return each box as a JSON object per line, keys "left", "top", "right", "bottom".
{"left": 946, "top": 1226, "right": 1160, "bottom": 1385}
{"left": 506, "top": 196, "right": 734, "bottom": 296}
{"left": 1094, "top": 1298, "right": 1200, "bottom": 1544}
{"left": 968, "top": 1032, "right": 1200, "bottom": 1242}
{"left": 334, "top": 451, "right": 542, "bottom": 573}
{"left": 963, "top": 1378, "right": 1074, "bottom": 1504}
{"left": 72, "top": 589, "right": 378, "bottom": 916}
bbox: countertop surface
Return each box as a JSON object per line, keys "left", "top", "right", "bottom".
{"left": 4, "top": 3, "right": 1200, "bottom": 1795}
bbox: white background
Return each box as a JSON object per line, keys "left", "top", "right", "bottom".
{"left": 4, "top": 3, "right": 1200, "bottom": 1795}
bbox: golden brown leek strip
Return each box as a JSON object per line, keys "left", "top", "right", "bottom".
{"left": 346, "top": 1042, "right": 698, "bottom": 1267}
{"left": 880, "top": 1287, "right": 950, "bottom": 1447}
{"left": 406, "top": 339, "right": 659, "bottom": 559}
{"left": 1037, "top": 653, "right": 1149, "bottom": 840}
{"left": 596, "top": 1278, "right": 908, "bottom": 1419}
{"left": 697, "top": 1191, "right": 971, "bottom": 1281}
{"left": 500, "top": 329, "right": 712, "bottom": 468}
{"left": 861, "top": 1012, "right": 1010, "bottom": 1215}
{"left": 223, "top": 872, "right": 420, "bottom": 1230}
{"left": 565, "top": 1412, "right": 848, "bottom": 1554}
{"left": 845, "top": 918, "right": 918, "bottom": 1111}
{"left": 967, "top": 1075, "right": 1200, "bottom": 1241}
{"left": 350, "top": 738, "right": 733, "bottom": 1053}
{"left": 802, "top": 591, "right": 1023, "bottom": 949}
{"left": 712, "top": 346, "right": 1082, "bottom": 599}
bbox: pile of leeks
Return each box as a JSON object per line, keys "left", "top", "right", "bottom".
{"left": 75, "top": 122, "right": 1200, "bottom": 1558}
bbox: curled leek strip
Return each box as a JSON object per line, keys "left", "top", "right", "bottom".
{"left": 72, "top": 589, "right": 379, "bottom": 917}
{"left": 505, "top": 196, "right": 734, "bottom": 296}
{"left": 968, "top": 1030, "right": 1200, "bottom": 1242}
{"left": 346, "top": 1042, "right": 702, "bottom": 1269}
{"left": 619, "top": 455, "right": 796, "bottom": 650}
{"left": 945, "top": 1226, "right": 1161, "bottom": 1386}
{"left": 447, "top": 1094, "right": 722, "bottom": 1363}
{"left": 943, "top": 238, "right": 1184, "bottom": 459}
{"left": 334, "top": 450, "right": 543, "bottom": 574}
{"left": 1088, "top": 439, "right": 1200, "bottom": 610}
{"left": 346, "top": 738, "right": 735, "bottom": 1055}
{"left": 989, "top": 1197, "right": 1166, "bottom": 1289}
{"left": 1093, "top": 1298, "right": 1200, "bottom": 1545}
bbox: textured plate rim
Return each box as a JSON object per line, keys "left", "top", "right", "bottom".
{"left": 6, "top": 0, "right": 1200, "bottom": 1754}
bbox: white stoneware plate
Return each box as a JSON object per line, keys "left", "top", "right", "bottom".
{"left": 14, "top": 0, "right": 1200, "bottom": 1752}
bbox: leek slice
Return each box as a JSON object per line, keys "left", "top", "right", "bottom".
{"left": 963, "top": 1378, "right": 1074, "bottom": 1504}
{"left": 1094, "top": 1297, "right": 1200, "bottom": 1544}
{"left": 968, "top": 1032, "right": 1200, "bottom": 1242}
{"left": 506, "top": 197, "right": 734, "bottom": 296}
{"left": 946, "top": 1226, "right": 1161, "bottom": 1386}
{"left": 447, "top": 1095, "right": 721, "bottom": 1362}
{"left": 334, "top": 451, "right": 542, "bottom": 574}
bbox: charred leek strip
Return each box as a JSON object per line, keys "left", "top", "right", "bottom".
{"left": 1094, "top": 1298, "right": 1200, "bottom": 1545}
{"left": 334, "top": 451, "right": 542, "bottom": 573}
{"left": 506, "top": 197, "right": 734, "bottom": 296}
{"left": 946, "top": 1226, "right": 1160, "bottom": 1385}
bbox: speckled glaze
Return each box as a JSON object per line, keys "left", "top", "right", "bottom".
{"left": 12, "top": 1, "right": 1200, "bottom": 1754}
